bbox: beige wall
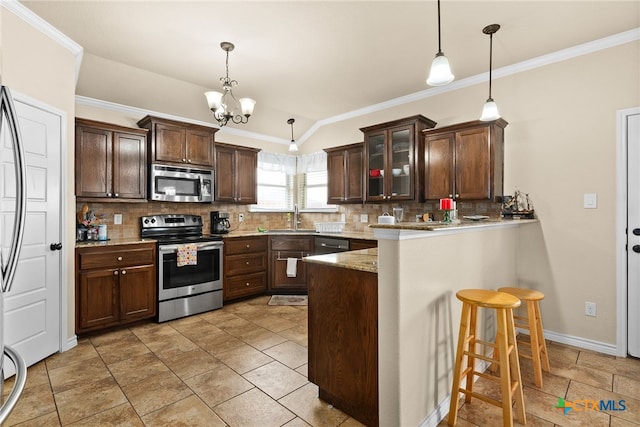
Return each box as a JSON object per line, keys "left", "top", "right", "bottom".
{"left": 0, "top": 7, "right": 78, "bottom": 343}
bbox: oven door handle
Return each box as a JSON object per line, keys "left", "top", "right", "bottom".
{"left": 159, "top": 242, "right": 223, "bottom": 253}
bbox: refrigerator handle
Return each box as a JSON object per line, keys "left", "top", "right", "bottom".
{"left": 0, "top": 86, "right": 27, "bottom": 293}
{"left": 0, "top": 345, "right": 27, "bottom": 424}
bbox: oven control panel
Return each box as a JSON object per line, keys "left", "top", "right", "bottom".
{"left": 141, "top": 214, "right": 202, "bottom": 228}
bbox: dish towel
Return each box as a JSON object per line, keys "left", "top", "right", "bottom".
{"left": 286, "top": 258, "right": 298, "bottom": 278}
{"left": 177, "top": 243, "right": 197, "bottom": 267}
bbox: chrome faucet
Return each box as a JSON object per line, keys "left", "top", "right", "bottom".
{"left": 293, "top": 204, "right": 300, "bottom": 231}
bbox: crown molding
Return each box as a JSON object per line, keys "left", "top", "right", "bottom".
{"left": 1, "top": 0, "right": 84, "bottom": 84}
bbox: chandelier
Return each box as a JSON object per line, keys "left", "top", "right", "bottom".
{"left": 204, "top": 42, "right": 256, "bottom": 127}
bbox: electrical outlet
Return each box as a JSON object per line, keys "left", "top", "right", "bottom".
{"left": 585, "top": 301, "right": 597, "bottom": 317}
{"left": 238, "top": 213, "right": 244, "bottom": 222}
{"left": 360, "top": 214, "right": 369, "bottom": 223}
{"left": 114, "top": 214, "right": 122, "bottom": 225}
{"left": 340, "top": 213, "right": 346, "bottom": 222}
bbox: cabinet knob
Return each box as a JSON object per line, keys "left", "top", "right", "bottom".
{"left": 187, "top": 159, "right": 192, "bottom": 163}
{"left": 246, "top": 282, "right": 250, "bottom": 287}
{"left": 107, "top": 192, "right": 112, "bottom": 197}
{"left": 121, "top": 270, "right": 126, "bottom": 275}
{"left": 114, "top": 193, "right": 119, "bottom": 197}
{"left": 182, "top": 158, "right": 187, "bottom": 163}
{"left": 246, "top": 261, "right": 250, "bottom": 265}
{"left": 455, "top": 194, "right": 459, "bottom": 198}
{"left": 117, "top": 256, "right": 123, "bottom": 261}
{"left": 246, "top": 244, "right": 250, "bottom": 248}
{"left": 113, "top": 270, "right": 119, "bottom": 276}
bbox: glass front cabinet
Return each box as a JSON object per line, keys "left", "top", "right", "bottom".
{"left": 361, "top": 115, "right": 436, "bottom": 202}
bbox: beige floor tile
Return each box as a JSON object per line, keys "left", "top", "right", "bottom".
{"left": 195, "top": 330, "right": 246, "bottom": 356}
{"left": 4, "top": 361, "right": 49, "bottom": 396}
{"left": 278, "top": 382, "right": 350, "bottom": 427}
{"left": 170, "top": 318, "right": 223, "bottom": 341}
{"left": 525, "top": 383, "right": 609, "bottom": 426}
{"left": 184, "top": 365, "right": 254, "bottom": 407}
{"left": 519, "top": 357, "right": 571, "bottom": 397}
{"left": 89, "top": 328, "right": 139, "bottom": 348}
{"left": 198, "top": 308, "right": 243, "bottom": 324}
{"left": 283, "top": 417, "right": 312, "bottom": 427}
{"left": 108, "top": 352, "right": 170, "bottom": 387}
{"left": 578, "top": 351, "right": 640, "bottom": 382}
{"left": 65, "top": 402, "right": 143, "bottom": 426}
{"left": 550, "top": 357, "right": 613, "bottom": 391}
{"left": 546, "top": 341, "right": 581, "bottom": 365}
{"left": 243, "top": 361, "right": 308, "bottom": 400}
{"left": 568, "top": 378, "right": 640, "bottom": 424}
{"left": 97, "top": 339, "right": 151, "bottom": 365}
{"left": 160, "top": 347, "right": 223, "bottom": 380}
{"left": 141, "top": 395, "right": 226, "bottom": 427}
{"left": 455, "top": 394, "right": 552, "bottom": 427}
{"left": 45, "top": 341, "right": 100, "bottom": 371}
{"left": 121, "top": 370, "right": 193, "bottom": 416}
{"left": 54, "top": 376, "right": 127, "bottom": 425}
{"left": 338, "top": 418, "right": 368, "bottom": 427}
{"left": 238, "top": 326, "right": 288, "bottom": 350}
{"left": 216, "top": 316, "right": 254, "bottom": 337}
{"left": 251, "top": 313, "right": 298, "bottom": 333}
{"left": 214, "top": 388, "right": 296, "bottom": 426}
{"left": 48, "top": 357, "right": 111, "bottom": 393}
{"left": 9, "top": 411, "right": 60, "bottom": 427}
{"left": 277, "top": 324, "right": 308, "bottom": 348}
{"left": 614, "top": 374, "right": 640, "bottom": 400}
{"left": 263, "top": 340, "right": 307, "bottom": 369}
{"left": 610, "top": 414, "right": 640, "bottom": 426}
{"left": 295, "top": 363, "right": 308, "bottom": 378}
{"left": 215, "top": 343, "right": 274, "bottom": 374}
{"left": 3, "top": 383, "right": 56, "bottom": 426}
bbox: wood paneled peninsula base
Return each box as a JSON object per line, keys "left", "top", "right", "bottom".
{"left": 304, "top": 249, "right": 378, "bottom": 427}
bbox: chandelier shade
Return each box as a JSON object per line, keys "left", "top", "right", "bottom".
{"left": 426, "top": 0, "right": 454, "bottom": 86}
{"left": 205, "top": 42, "right": 255, "bottom": 127}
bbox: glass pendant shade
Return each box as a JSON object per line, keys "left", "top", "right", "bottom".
{"left": 427, "top": 53, "right": 454, "bottom": 86}
{"left": 240, "top": 98, "right": 256, "bottom": 116}
{"left": 204, "top": 91, "right": 223, "bottom": 110}
{"left": 288, "top": 140, "right": 299, "bottom": 152}
{"left": 480, "top": 98, "right": 500, "bottom": 121}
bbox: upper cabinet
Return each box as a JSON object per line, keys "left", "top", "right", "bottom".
{"left": 422, "top": 118, "right": 507, "bottom": 202}
{"left": 325, "top": 143, "right": 363, "bottom": 204}
{"left": 215, "top": 143, "right": 260, "bottom": 204}
{"left": 361, "top": 115, "right": 436, "bottom": 202}
{"left": 75, "top": 118, "right": 148, "bottom": 201}
{"left": 137, "top": 116, "right": 217, "bottom": 168}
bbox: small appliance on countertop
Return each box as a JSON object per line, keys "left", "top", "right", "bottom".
{"left": 211, "top": 211, "right": 231, "bottom": 234}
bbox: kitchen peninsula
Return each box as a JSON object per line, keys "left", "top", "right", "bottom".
{"left": 304, "top": 219, "right": 538, "bottom": 426}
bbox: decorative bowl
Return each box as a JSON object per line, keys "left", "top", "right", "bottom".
{"left": 392, "top": 168, "right": 402, "bottom": 176}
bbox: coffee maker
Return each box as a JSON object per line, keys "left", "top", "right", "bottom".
{"left": 211, "top": 211, "right": 231, "bottom": 234}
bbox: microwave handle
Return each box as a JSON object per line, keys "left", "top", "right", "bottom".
{"left": 198, "top": 176, "right": 203, "bottom": 201}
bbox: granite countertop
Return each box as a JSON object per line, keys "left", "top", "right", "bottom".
{"left": 303, "top": 248, "right": 378, "bottom": 274}
{"left": 218, "top": 230, "right": 377, "bottom": 241}
{"left": 369, "top": 218, "right": 537, "bottom": 232}
{"left": 75, "top": 238, "right": 157, "bottom": 248}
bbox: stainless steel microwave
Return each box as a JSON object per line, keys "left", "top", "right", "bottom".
{"left": 149, "top": 163, "right": 214, "bottom": 203}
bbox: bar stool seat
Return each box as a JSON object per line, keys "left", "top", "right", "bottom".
{"left": 448, "top": 289, "right": 526, "bottom": 427}
{"left": 498, "top": 286, "right": 551, "bottom": 388}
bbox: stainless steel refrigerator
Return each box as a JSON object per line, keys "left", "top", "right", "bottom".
{"left": 0, "top": 85, "right": 28, "bottom": 423}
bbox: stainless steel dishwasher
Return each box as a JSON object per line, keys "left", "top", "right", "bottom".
{"left": 314, "top": 236, "right": 350, "bottom": 254}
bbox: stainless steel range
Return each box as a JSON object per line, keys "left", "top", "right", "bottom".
{"left": 141, "top": 214, "right": 223, "bottom": 322}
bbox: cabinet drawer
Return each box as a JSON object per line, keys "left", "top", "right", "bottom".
{"left": 225, "top": 236, "right": 268, "bottom": 255}
{"left": 225, "top": 252, "right": 267, "bottom": 276}
{"left": 78, "top": 245, "right": 155, "bottom": 270}
{"left": 225, "top": 272, "right": 267, "bottom": 300}
{"left": 270, "top": 236, "right": 314, "bottom": 252}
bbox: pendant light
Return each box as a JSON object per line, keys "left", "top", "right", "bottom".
{"left": 426, "top": 0, "right": 454, "bottom": 86}
{"left": 288, "top": 118, "right": 298, "bottom": 152}
{"left": 479, "top": 24, "right": 501, "bottom": 121}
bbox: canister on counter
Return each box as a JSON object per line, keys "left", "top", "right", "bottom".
{"left": 98, "top": 224, "right": 108, "bottom": 241}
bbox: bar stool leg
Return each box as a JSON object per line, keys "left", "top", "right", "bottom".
{"left": 506, "top": 307, "right": 526, "bottom": 425}
{"left": 534, "top": 301, "right": 551, "bottom": 372}
{"left": 465, "top": 305, "right": 478, "bottom": 402}
{"left": 448, "top": 302, "right": 471, "bottom": 426}
{"left": 496, "top": 308, "right": 514, "bottom": 427}
{"left": 526, "top": 300, "right": 544, "bottom": 388}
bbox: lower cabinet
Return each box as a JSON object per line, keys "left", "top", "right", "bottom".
{"left": 224, "top": 236, "right": 268, "bottom": 301}
{"left": 349, "top": 238, "right": 378, "bottom": 251}
{"left": 269, "top": 236, "right": 314, "bottom": 293}
{"left": 76, "top": 242, "right": 156, "bottom": 334}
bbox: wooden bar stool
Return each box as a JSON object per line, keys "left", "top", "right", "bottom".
{"left": 448, "top": 289, "right": 526, "bottom": 427}
{"left": 498, "top": 286, "right": 550, "bottom": 388}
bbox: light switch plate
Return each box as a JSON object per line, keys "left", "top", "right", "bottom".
{"left": 360, "top": 214, "right": 369, "bottom": 223}
{"left": 340, "top": 213, "right": 346, "bottom": 222}
{"left": 584, "top": 193, "right": 597, "bottom": 209}
{"left": 114, "top": 214, "right": 122, "bottom": 225}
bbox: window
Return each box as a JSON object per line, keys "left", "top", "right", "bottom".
{"left": 257, "top": 168, "right": 293, "bottom": 210}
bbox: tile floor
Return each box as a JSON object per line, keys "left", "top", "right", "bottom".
{"left": 3, "top": 295, "right": 640, "bottom": 426}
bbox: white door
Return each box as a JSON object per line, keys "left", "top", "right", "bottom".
{"left": 1, "top": 95, "right": 61, "bottom": 373}
{"left": 626, "top": 110, "right": 640, "bottom": 357}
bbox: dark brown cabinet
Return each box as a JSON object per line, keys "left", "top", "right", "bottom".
{"left": 349, "top": 238, "right": 377, "bottom": 251}
{"left": 76, "top": 243, "right": 156, "bottom": 334}
{"left": 137, "top": 115, "right": 217, "bottom": 168}
{"left": 224, "top": 236, "right": 268, "bottom": 301}
{"left": 269, "top": 236, "right": 313, "bottom": 293}
{"left": 75, "top": 118, "right": 148, "bottom": 201}
{"left": 215, "top": 143, "right": 259, "bottom": 204}
{"left": 325, "top": 143, "right": 363, "bottom": 204}
{"left": 361, "top": 115, "right": 436, "bottom": 202}
{"left": 422, "top": 119, "right": 507, "bottom": 202}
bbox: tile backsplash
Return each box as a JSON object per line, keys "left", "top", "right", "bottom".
{"left": 76, "top": 200, "right": 502, "bottom": 240}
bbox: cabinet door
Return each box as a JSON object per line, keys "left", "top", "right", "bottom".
{"left": 345, "top": 146, "right": 363, "bottom": 202}
{"left": 388, "top": 125, "right": 414, "bottom": 200}
{"left": 455, "top": 126, "right": 491, "bottom": 200}
{"left": 119, "top": 264, "right": 156, "bottom": 323}
{"left": 327, "top": 149, "right": 346, "bottom": 203}
{"left": 75, "top": 125, "right": 112, "bottom": 197}
{"left": 235, "top": 148, "right": 258, "bottom": 204}
{"left": 424, "top": 132, "right": 455, "bottom": 200}
{"left": 113, "top": 132, "right": 147, "bottom": 199}
{"left": 215, "top": 145, "right": 236, "bottom": 202}
{"left": 270, "top": 251, "right": 309, "bottom": 292}
{"left": 224, "top": 272, "right": 267, "bottom": 301}
{"left": 154, "top": 122, "right": 186, "bottom": 164}
{"left": 78, "top": 269, "right": 119, "bottom": 332}
{"left": 186, "top": 128, "right": 214, "bottom": 167}
{"left": 365, "top": 132, "right": 386, "bottom": 201}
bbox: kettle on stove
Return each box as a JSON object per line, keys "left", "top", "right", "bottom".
{"left": 211, "top": 211, "right": 231, "bottom": 234}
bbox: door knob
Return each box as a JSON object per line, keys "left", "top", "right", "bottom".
{"left": 633, "top": 228, "right": 640, "bottom": 236}
{"left": 49, "top": 242, "right": 62, "bottom": 251}
{"left": 633, "top": 245, "right": 640, "bottom": 253}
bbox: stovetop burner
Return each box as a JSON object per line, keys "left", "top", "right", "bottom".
{"left": 140, "top": 214, "right": 222, "bottom": 244}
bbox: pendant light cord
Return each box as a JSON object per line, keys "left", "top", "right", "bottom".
{"left": 436, "top": 0, "right": 442, "bottom": 54}
{"left": 488, "top": 32, "right": 493, "bottom": 99}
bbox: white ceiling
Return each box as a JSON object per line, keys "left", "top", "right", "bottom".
{"left": 19, "top": 1, "right": 640, "bottom": 143}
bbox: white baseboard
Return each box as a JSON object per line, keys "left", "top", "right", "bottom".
{"left": 62, "top": 335, "right": 78, "bottom": 353}
{"left": 417, "top": 330, "right": 617, "bottom": 427}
